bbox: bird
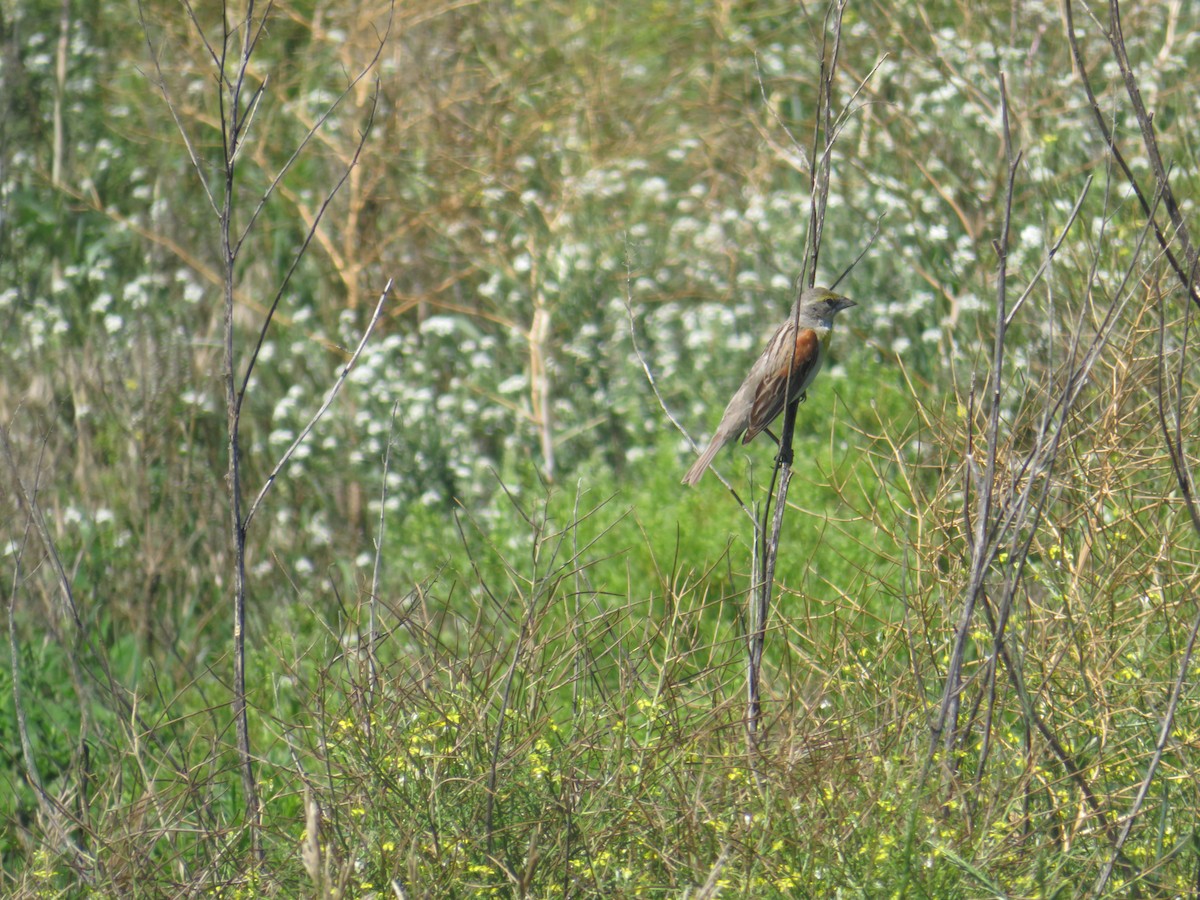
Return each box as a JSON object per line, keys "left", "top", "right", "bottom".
{"left": 682, "top": 286, "right": 856, "bottom": 486}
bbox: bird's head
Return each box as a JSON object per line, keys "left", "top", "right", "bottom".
{"left": 797, "top": 286, "right": 856, "bottom": 326}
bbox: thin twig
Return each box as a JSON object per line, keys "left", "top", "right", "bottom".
{"left": 1104, "top": 0, "right": 1198, "bottom": 299}
{"left": 238, "top": 84, "right": 382, "bottom": 408}
{"left": 1094, "top": 278, "right": 1200, "bottom": 894}
{"left": 244, "top": 279, "right": 392, "bottom": 529}
{"left": 236, "top": 3, "right": 394, "bottom": 253}
{"left": 136, "top": 1, "right": 220, "bottom": 217}
{"left": 621, "top": 256, "right": 757, "bottom": 522}
{"left": 931, "top": 71, "right": 1020, "bottom": 773}
{"left": 1004, "top": 175, "right": 1093, "bottom": 326}
{"left": 1063, "top": 0, "right": 1200, "bottom": 308}
{"left": 831, "top": 214, "right": 885, "bottom": 292}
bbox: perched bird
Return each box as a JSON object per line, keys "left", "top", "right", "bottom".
{"left": 682, "top": 286, "right": 855, "bottom": 486}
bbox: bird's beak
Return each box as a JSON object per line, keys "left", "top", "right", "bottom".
{"left": 835, "top": 296, "right": 856, "bottom": 312}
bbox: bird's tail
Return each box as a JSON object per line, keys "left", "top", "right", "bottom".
{"left": 681, "top": 436, "right": 726, "bottom": 486}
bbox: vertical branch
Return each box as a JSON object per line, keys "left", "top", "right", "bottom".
{"left": 971, "top": 178, "right": 1095, "bottom": 802}
{"left": 801, "top": 0, "right": 845, "bottom": 290}
{"left": 747, "top": 401, "right": 799, "bottom": 744}
{"left": 1104, "top": 0, "right": 1198, "bottom": 301}
{"left": 51, "top": 0, "right": 70, "bottom": 189}
{"left": 530, "top": 296, "right": 555, "bottom": 479}
{"left": 747, "top": 0, "right": 845, "bottom": 743}
{"left": 1063, "top": 6, "right": 1200, "bottom": 885}
{"left": 930, "top": 73, "right": 1021, "bottom": 772}
{"left": 747, "top": 500, "right": 765, "bottom": 741}
{"left": 1063, "top": 0, "right": 1200, "bottom": 308}
{"left": 902, "top": 87, "right": 1161, "bottom": 891}
{"left": 217, "top": 1, "right": 263, "bottom": 847}
{"left": 156, "top": 0, "right": 390, "bottom": 851}
{"left": 1095, "top": 285, "right": 1200, "bottom": 894}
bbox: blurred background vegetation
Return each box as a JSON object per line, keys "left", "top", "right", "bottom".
{"left": 2, "top": 0, "right": 1199, "bottom": 895}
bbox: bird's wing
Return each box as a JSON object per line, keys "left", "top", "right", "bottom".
{"left": 743, "top": 326, "right": 822, "bottom": 443}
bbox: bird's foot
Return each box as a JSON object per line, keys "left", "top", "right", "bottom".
{"left": 774, "top": 446, "right": 795, "bottom": 468}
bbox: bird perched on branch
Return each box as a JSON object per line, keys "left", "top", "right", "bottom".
{"left": 682, "top": 286, "right": 856, "bottom": 486}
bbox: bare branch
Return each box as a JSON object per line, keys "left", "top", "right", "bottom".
{"left": 748, "top": 0, "right": 847, "bottom": 743}
{"left": 137, "top": 0, "right": 220, "bottom": 217}
{"left": 236, "top": 85, "right": 381, "bottom": 408}
{"left": 1095, "top": 284, "right": 1200, "bottom": 893}
{"left": 1004, "top": 175, "right": 1093, "bottom": 327}
{"left": 236, "top": 4, "right": 395, "bottom": 253}
{"left": 622, "top": 257, "right": 756, "bottom": 523}
{"left": 932, "top": 72, "right": 1021, "bottom": 765}
{"left": 1063, "top": 0, "right": 1200, "bottom": 308}
{"left": 831, "top": 213, "right": 885, "bottom": 292}
{"left": 244, "top": 279, "right": 393, "bottom": 531}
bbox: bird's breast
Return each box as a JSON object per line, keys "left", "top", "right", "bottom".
{"left": 789, "top": 327, "right": 822, "bottom": 377}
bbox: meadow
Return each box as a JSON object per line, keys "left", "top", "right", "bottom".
{"left": 2, "top": 0, "right": 1200, "bottom": 896}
